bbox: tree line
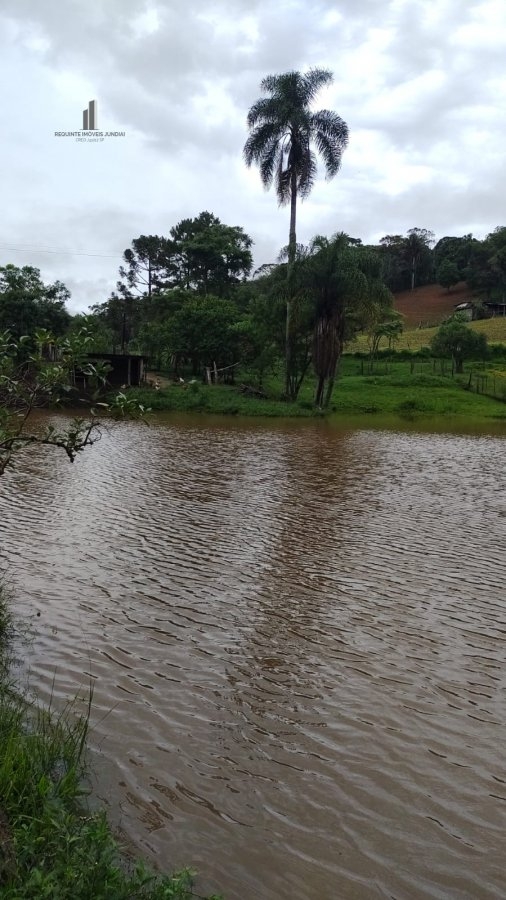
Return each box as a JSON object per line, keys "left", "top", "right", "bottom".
{"left": 2, "top": 220, "right": 505, "bottom": 406}
{"left": 1, "top": 67, "right": 505, "bottom": 409}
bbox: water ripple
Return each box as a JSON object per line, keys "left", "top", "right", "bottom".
{"left": 1, "top": 416, "right": 505, "bottom": 899}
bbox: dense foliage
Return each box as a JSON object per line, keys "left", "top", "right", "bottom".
{"left": 0, "top": 328, "right": 146, "bottom": 475}
{"left": 2, "top": 214, "right": 506, "bottom": 411}
{"left": 430, "top": 320, "right": 489, "bottom": 373}
{"left": 3, "top": 226, "right": 506, "bottom": 412}
{"left": 0, "top": 266, "right": 71, "bottom": 338}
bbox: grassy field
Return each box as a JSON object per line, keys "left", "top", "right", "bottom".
{"left": 346, "top": 316, "right": 506, "bottom": 353}
{"left": 130, "top": 359, "right": 506, "bottom": 425}
{"left": 131, "top": 381, "right": 314, "bottom": 417}
{"left": 329, "top": 369, "right": 506, "bottom": 419}
{"left": 135, "top": 282, "right": 506, "bottom": 420}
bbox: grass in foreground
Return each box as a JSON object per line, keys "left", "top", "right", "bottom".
{"left": 328, "top": 370, "right": 506, "bottom": 419}
{"left": 129, "top": 358, "right": 506, "bottom": 424}
{"left": 129, "top": 380, "right": 320, "bottom": 418}
{"left": 0, "top": 589, "right": 220, "bottom": 900}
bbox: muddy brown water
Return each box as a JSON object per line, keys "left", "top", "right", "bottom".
{"left": 1, "top": 414, "right": 506, "bottom": 899}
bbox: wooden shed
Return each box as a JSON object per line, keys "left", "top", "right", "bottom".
{"left": 484, "top": 300, "right": 506, "bottom": 317}
{"left": 85, "top": 353, "right": 148, "bottom": 388}
{"left": 453, "top": 302, "right": 474, "bottom": 321}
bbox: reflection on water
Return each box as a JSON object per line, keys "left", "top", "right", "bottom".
{"left": 1, "top": 415, "right": 506, "bottom": 899}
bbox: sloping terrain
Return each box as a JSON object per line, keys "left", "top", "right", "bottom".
{"left": 348, "top": 317, "right": 506, "bottom": 352}
{"left": 347, "top": 279, "right": 506, "bottom": 352}
{"left": 393, "top": 282, "right": 473, "bottom": 328}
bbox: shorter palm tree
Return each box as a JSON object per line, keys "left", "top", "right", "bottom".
{"left": 299, "top": 236, "right": 393, "bottom": 407}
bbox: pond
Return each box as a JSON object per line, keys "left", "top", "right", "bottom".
{"left": 1, "top": 414, "right": 505, "bottom": 899}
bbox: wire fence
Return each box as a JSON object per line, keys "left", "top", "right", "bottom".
{"left": 465, "top": 370, "right": 506, "bottom": 401}
{"left": 355, "top": 357, "right": 506, "bottom": 402}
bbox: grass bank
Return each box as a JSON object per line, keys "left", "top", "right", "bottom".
{"left": 0, "top": 585, "right": 220, "bottom": 899}
{"left": 328, "top": 371, "right": 506, "bottom": 419}
{"left": 129, "top": 359, "right": 506, "bottom": 425}
{"left": 130, "top": 380, "right": 317, "bottom": 417}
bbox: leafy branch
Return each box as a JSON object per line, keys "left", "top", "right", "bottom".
{"left": 0, "top": 328, "right": 149, "bottom": 476}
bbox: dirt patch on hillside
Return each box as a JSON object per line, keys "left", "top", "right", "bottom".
{"left": 394, "top": 282, "right": 473, "bottom": 328}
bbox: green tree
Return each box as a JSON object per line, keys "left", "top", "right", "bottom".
{"left": 378, "top": 234, "right": 408, "bottom": 292}
{"left": 433, "top": 234, "right": 477, "bottom": 277}
{"left": 430, "top": 321, "right": 488, "bottom": 373}
{"left": 366, "top": 313, "right": 404, "bottom": 367}
{"left": 244, "top": 68, "right": 349, "bottom": 399}
{"left": 464, "top": 240, "right": 497, "bottom": 298}
{"left": 234, "top": 294, "right": 280, "bottom": 389}
{"left": 436, "top": 259, "right": 460, "bottom": 292}
{"left": 99, "top": 236, "right": 173, "bottom": 352}
{"left": 68, "top": 313, "right": 116, "bottom": 352}
{"left": 0, "top": 265, "right": 71, "bottom": 339}
{"left": 168, "top": 296, "right": 239, "bottom": 375}
{"left": 248, "top": 255, "right": 315, "bottom": 398}
{"left": 404, "top": 228, "right": 434, "bottom": 291}
{"left": 378, "top": 229, "right": 434, "bottom": 292}
{"left": 486, "top": 226, "right": 506, "bottom": 301}
{"left": 94, "top": 216, "right": 253, "bottom": 355}
{"left": 168, "top": 212, "right": 253, "bottom": 295}
{"left": 90, "top": 292, "right": 140, "bottom": 352}
{"left": 464, "top": 227, "right": 506, "bottom": 300}
{"left": 118, "top": 235, "right": 170, "bottom": 299}
{"left": 0, "top": 328, "right": 146, "bottom": 475}
{"left": 297, "top": 235, "right": 393, "bottom": 406}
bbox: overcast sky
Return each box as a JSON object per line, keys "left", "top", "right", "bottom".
{"left": 1, "top": 0, "right": 505, "bottom": 312}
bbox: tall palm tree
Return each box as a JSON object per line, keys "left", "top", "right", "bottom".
{"left": 244, "top": 69, "right": 349, "bottom": 399}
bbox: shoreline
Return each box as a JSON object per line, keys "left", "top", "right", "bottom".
{"left": 0, "top": 587, "right": 221, "bottom": 899}
{"left": 123, "top": 365, "right": 506, "bottom": 435}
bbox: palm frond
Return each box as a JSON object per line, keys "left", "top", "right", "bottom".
{"left": 260, "top": 72, "right": 285, "bottom": 94}
{"left": 247, "top": 96, "right": 286, "bottom": 128}
{"left": 298, "top": 150, "right": 317, "bottom": 199}
{"left": 260, "top": 141, "right": 282, "bottom": 189}
{"left": 311, "top": 111, "right": 349, "bottom": 177}
{"left": 277, "top": 242, "right": 310, "bottom": 262}
{"left": 276, "top": 154, "right": 291, "bottom": 205}
{"left": 244, "top": 121, "right": 284, "bottom": 165}
{"left": 301, "top": 68, "right": 333, "bottom": 104}
{"left": 308, "top": 235, "right": 330, "bottom": 254}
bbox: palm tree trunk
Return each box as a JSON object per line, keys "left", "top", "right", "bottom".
{"left": 288, "top": 171, "right": 297, "bottom": 267}
{"left": 315, "top": 375, "right": 325, "bottom": 407}
{"left": 323, "top": 375, "right": 335, "bottom": 408}
{"left": 285, "top": 172, "right": 297, "bottom": 399}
